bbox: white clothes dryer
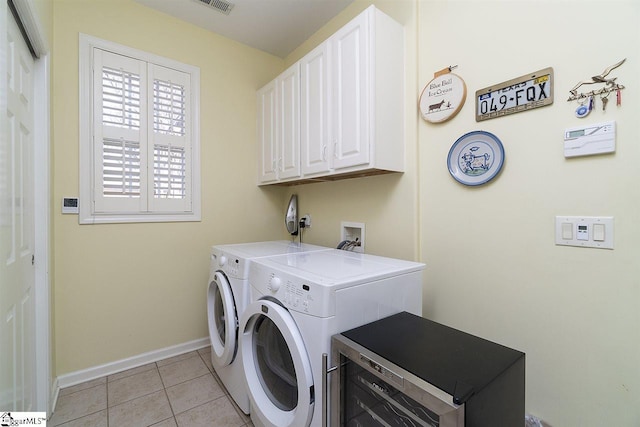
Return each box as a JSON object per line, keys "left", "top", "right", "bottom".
{"left": 207, "top": 241, "right": 331, "bottom": 414}
{"left": 239, "top": 250, "right": 424, "bottom": 427}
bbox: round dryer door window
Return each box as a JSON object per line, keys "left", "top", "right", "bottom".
{"left": 207, "top": 271, "right": 238, "bottom": 366}
{"left": 254, "top": 315, "right": 297, "bottom": 411}
{"left": 241, "top": 299, "right": 314, "bottom": 427}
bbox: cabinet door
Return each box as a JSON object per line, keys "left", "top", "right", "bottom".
{"left": 277, "top": 63, "right": 301, "bottom": 180}
{"left": 300, "top": 43, "right": 330, "bottom": 176}
{"left": 257, "top": 81, "right": 277, "bottom": 183}
{"left": 331, "top": 10, "right": 370, "bottom": 170}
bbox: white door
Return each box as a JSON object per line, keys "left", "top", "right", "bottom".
{"left": 300, "top": 43, "right": 330, "bottom": 176}
{"left": 257, "top": 80, "right": 277, "bottom": 183}
{"left": 240, "top": 299, "right": 314, "bottom": 427}
{"left": 331, "top": 11, "right": 370, "bottom": 170}
{"left": 276, "top": 63, "right": 300, "bottom": 180}
{"left": 0, "top": 10, "right": 36, "bottom": 411}
{"left": 207, "top": 271, "right": 239, "bottom": 367}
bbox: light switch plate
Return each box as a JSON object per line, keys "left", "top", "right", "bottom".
{"left": 555, "top": 216, "right": 614, "bottom": 249}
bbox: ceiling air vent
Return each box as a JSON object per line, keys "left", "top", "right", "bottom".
{"left": 195, "top": 0, "right": 234, "bottom": 15}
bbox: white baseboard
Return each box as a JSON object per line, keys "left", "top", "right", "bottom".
{"left": 49, "top": 377, "right": 59, "bottom": 420}
{"left": 55, "top": 337, "right": 210, "bottom": 392}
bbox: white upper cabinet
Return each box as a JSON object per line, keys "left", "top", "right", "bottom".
{"left": 330, "top": 10, "right": 370, "bottom": 171}
{"left": 257, "top": 80, "right": 277, "bottom": 183}
{"left": 257, "top": 63, "right": 301, "bottom": 184}
{"left": 300, "top": 42, "right": 330, "bottom": 176}
{"left": 258, "top": 5, "right": 404, "bottom": 185}
{"left": 277, "top": 63, "right": 301, "bottom": 180}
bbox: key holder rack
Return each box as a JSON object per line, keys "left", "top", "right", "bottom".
{"left": 567, "top": 80, "right": 625, "bottom": 102}
{"left": 567, "top": 58, "right": 626, "bottom": 102}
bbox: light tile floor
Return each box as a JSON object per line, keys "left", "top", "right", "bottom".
{"left": 50, "top": 347, "right": 254, "bottom": 427}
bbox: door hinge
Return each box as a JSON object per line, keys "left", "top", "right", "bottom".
{"left": 32, "top": 254, "right": 35, "bottom": 265}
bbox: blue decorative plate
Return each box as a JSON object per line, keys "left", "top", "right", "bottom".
{"left": 447, "top": 131, "right": 505, "bottom": 186}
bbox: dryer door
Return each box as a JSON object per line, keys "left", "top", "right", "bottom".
{"left": 240, "top": 298, "right": 314, "bottom": 427}
{"left": 207, "top": 271, "right": 238, "bottom": 366}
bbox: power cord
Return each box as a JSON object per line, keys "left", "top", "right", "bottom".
{"left": 298, "top": 217, "right": 308, "bottom": 243}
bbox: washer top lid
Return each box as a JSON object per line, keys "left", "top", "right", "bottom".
{"left": 251, "top": 249, "right": 425, "bottom": 287}
{"left": 212, "top": 240, "right": 331, "bottom": 259}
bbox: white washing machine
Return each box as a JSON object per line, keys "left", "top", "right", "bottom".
{"left": 239, "top": 249, "right": 424, "bottom": 427}
{"left": 207, "top": 241, "right": 331, "bottom": 414}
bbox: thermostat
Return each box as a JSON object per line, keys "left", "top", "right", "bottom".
{"left": 564, "top": 120, "right": 615, "bottom": 158}
{"left": 62, "top": 197, "right": 79, "bottom": 214}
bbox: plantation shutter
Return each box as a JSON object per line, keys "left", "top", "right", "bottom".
{"left": 80, "top": 34, "right": 200, "bottom": 223}
{"left": 92, "top": 50, "right": 192, "bottom": 215}
{"left": 148, "top": 64, "right": 192, "bottom": 212}
{"left": 93, "top": 49, "right": 147, "bottom": 213}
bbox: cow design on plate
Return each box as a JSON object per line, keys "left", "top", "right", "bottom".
{"left": 460, "top": 146, "right": 491, "bottom": 176}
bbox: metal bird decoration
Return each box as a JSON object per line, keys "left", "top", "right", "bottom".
{"left": 569, "top": 58, "right": 626, "bottom": 96}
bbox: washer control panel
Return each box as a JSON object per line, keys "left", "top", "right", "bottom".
{"left": 210, "top": 249, "right": 249, "bottom": 280}
{"left": 265, "top": 272, "right": 315, "bottom": 313}
{"left": 250, "top": 262, "right": 334, "bottom": 317}
{"left": 282, "top": 280, "right": 312, "bottom": 312}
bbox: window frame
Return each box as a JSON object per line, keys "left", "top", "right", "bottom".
{"left": 79, "top": 33, "right": 201, "bottom": 224}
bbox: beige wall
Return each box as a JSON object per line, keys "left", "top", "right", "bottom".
{"left": 417, "top": 1, "right": 639, "bottom": 426}
{"left": 30, "top": 0, "right": 53, "bottom": 50}
{"left": 282, "top": 0, "right": 420, "bottom": 261}
{"left": 50, "top": 0, "right": 640, "bottom": 425}
{"left": 284, "top": 0, "right": 640, "bottom": 426}
{"left": 52, "top": 0, "right": 285, "bottom": 375}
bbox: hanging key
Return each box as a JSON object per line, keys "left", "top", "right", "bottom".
{"left": 601, "top": 96, "right": 609, "bottom": 111}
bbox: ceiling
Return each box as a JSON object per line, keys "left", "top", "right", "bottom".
{"left": 134, "top": 0, "right": 354, "bottom": 58}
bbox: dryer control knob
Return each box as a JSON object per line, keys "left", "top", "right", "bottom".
{"left": 269, "top": 276, "right": 282, "bottom": 292}
{"left": 219, "top": 255, "right": 227, "bottom": 267}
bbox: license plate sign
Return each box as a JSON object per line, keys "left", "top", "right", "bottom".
{"left": 476, "top": 67, "right": 553, "bottom": 121}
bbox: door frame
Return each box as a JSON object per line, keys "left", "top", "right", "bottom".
{"left": 33, "top": 49, "right": 51, "bottom": 414}
{"left": 3, "top": 0, "right": 51, "bottom": 413}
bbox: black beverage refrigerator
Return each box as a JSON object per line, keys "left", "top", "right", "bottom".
{"left": 331, "top": 311, "right": 525, "bottom": 427}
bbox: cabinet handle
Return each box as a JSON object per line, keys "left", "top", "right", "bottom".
{"left": 333, "top": 141, "right": 338, "bottom": 159}
{"left": 322, "top": 145, "right": 327, "bottom": 161}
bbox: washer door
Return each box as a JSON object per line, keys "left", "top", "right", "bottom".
{"left": 241, "top": 298, "right": 314, "bottom": 427}
{"left": 207, "top": 271, "right": 238, "bottom": 366}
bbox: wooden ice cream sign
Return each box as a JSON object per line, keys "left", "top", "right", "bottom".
{"left": 420, "top": 66, "right": 467, "bottom": 123}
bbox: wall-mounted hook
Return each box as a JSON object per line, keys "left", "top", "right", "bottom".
{"left": 567, "top": 82, "right": 625, "bottom": 102}
{"left": 568, "top": 58, "right": 626, "bottom": 100}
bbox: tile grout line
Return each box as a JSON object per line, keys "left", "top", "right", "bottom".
{"left": 105, "top": 378, "right": 110, "bottom": 427}
{"left": 57, "top": 349, "right": 242, "bottom": 427}
{"left": 197, "top": 348, "right": 252, "bottom": 424}
{"left": 51, "top": 382, "right": 107, "bottom": 427}
{"left": 156, "top": 360, "right": 179, "bottom": 427}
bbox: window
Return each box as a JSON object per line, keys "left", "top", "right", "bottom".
{"left": 79, "top": 34, "right": 200, "bottom": 223}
